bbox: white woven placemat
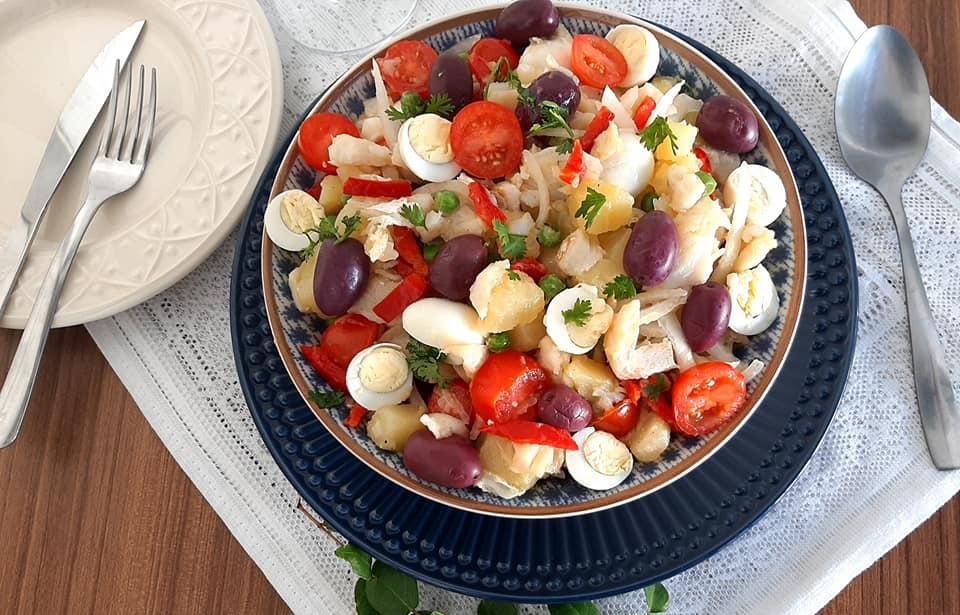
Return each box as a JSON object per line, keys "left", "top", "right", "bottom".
{"left": 86, "top": 1, "right": 960, "bottom": 613}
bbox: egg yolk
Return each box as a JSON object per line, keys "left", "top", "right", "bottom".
{"left": 359, "top": 347, "right": 408, "bottom": 393}
{"left": 408, "top": 114, "right": 455, "bottom": 163}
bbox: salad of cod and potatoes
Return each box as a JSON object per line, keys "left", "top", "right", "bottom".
{"left": 264, "top": 0, "right": 789, "bottom": 499}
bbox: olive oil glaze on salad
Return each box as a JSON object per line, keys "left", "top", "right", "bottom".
{"left": 264, "top": 0, "right": 789, "bottom": 499}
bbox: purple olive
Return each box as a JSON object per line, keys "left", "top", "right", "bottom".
{"left": 313, "top": 238, "right": 370, "bottom": 316}
{"left": 537, "top": 384, "right": 593, "bottom": 431}
{"left": 428, "top": 235, "right": 488, "bottom": 300}
{"left": 696, "top": 95, "right": 759, "bottom": 153}
{"left": 682, "top": 282, "right": 732, "bottom": 352}
{"left": 403, "top": 431, "right": 482, "bottom": 488}
{"left": 516, "top": 71, "right": 582, "bottom": 131}
{"left": 623, "top": 211, "right": 679, "bottom": 287}
{"left": 430, "top": 53, "right": 474, "bottom": 112}
{"left": 496, "top": 0, "right": 560, "bottom": 48}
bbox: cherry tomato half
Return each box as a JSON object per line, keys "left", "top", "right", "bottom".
{"left": 428, "top": 379, "right": 475, "bottom": 425}
{"left": 451, "top": 102, "right": 524, "bottom": 179}
{"left": 300, "top": 314, "right": 382, "bottom": 391}
{"left": 298, "top": 112, "right": 359, "bottom": 174}
{"left": 671, "top": 362, "right": 746, "bottom": 436}
{"left": 470, "top": 350, "right": 549, "bottom": 423}
{"left": 481, "top": 421, "right": 578, "bottom": 450}
{"left": 571, "top": 34, "right": 628, "bottom": 88}
{"left": 592, "top": 398, "right": 639, "bottom": 438}
{"left": 377, "top": 39, "right": 438, "bottom": 99}
{"left": 468, "top": 38, "right": 520, "bottom": 83}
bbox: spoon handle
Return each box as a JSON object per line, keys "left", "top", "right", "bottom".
{"left": 884, "top": 187, "right": 960, "bottom": 469}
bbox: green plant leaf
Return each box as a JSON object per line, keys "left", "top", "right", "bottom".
{"left": 478, "top": 600, "right": 519, "bottom": 615}
{"left": 335, "top": 544, "right": 373, "bottom": 580}
{"left": 644, "top": 583, "right": 670, "bottom": 613}
{"left": 354, "top": 579, "right": 378, "bottom": 615}
{"left": 365, "top": 561, "right": 420, "bottom": 615}
{"left": 547, "top": 603, "right": 599, "bottom": 615}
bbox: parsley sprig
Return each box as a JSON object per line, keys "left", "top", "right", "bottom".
{"left": 529, "top": 101, "right": 575, "bottom": 140}
{"left": 603, "top": 275, "right": 638, "bottom": 300}
{"left": 309, "top": 389, "right": 345, "bottom": 408}
{"left": 493, "top": 220, "right": 527, "bottom": 260}
{"left": 400, "top": 203, "right": 427, "bottom": 228}
{"left": 574, "top": 187, "right": 606, "bottom": 229}
{"left": 508, "top": 70, "right": 536, "bottom": 107}
{"left": 640, "top": 116, "right": 678, "bottom": 154}
{"left": 405, "top": 339, "right": 449, "bottom": 387}
{"left": 386, "top": 91, "right": 455, "bottom": 122}
{"left": 300, "top": 214, "right": 362, "bottom": 259}
{"left": 644, "top": 374, "right": 670, "bottom": 401}
{"left": 562, "top": 298, "right": 593, "bottom": 327}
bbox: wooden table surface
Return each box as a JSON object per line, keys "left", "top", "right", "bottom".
{"left": 1, "top": 1, "right": 958, "bottom": 613}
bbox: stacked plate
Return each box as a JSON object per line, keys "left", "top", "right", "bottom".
{"left": 231, "top": 5, "right": 857, "bottom": 602}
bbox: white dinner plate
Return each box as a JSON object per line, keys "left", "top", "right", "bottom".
{"left": 0, "top": 0, "right": 283, "bottom": 327}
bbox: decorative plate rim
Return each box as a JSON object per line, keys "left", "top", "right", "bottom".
{"left": 261, "top": 3, "right": 807, "bottom": 518}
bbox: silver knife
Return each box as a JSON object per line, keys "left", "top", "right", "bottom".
{"left": 0, "top": 20, "right": 145, "bottom": 319}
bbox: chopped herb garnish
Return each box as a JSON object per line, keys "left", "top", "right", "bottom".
{"left": 400, "top": 203, "right": 427, "bottom": 228}
{"left": 405, "top": 339, "right": 449, "bottom": 387}
{"left": 574, "top": 187, "right": 606, "bottom": 229}
{"left": 554, "top": 138, "right": 574, "bottom": 154}
{"left": 386, "top": 91, "right": 455, "bottom": 122}
{"left": 435, "top": 190, "right": 460, "bottom": 214}
{"left": 603, "top": 275, "right": 638, "bottom": 300}
{"left": 696, "top": 171, "right": 717, "bottom": 198}
{"left": 537, "top": 225, "right": 563, "bottom": 248}
{"left": 506, "top": 270, "right": 521, "bottom": 281}
{"left": 644, "top": 374, "right": 670, "bottom": 401}
{"left": 539, "top": 274, "right": 566, "bottom": 301}
{"left": 493, "top": 220, "right": 527, "bottom": 260}
{"left": 337, "top": 214, "right": 362, "bottom": 244}
{"left": 309, "top": 389, "right": 345, "bottom": 408}
{"left": 529, "top": 101, "right": 575, "bottom": 139}
{"left": 640, "top": 117, "right": 678, "bottom": 154}
{"left": 300, "top": 214, "right": 361, "bottom": 258}
{"left": 562, "top": 298, "right": 593, "bottom": 327}
{"left": 640, "top": 191, "right": 658, "bottom": 212}
{"left": 508, "top": 70, "right": 536, "bottom": 107}
{"left": 487, "top": 332, "right": 511, "bottom": 352}
{"left": 422, "top": 242, "right": 441, "bottom": 262}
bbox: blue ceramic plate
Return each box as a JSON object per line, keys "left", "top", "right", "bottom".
{"left": 259, "top": 5, "right": 807, "bottom": 518}
{"left": 231, "top": 13, "right": 856, "bottom": 603}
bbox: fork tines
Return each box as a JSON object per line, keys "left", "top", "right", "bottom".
{"left": 98, "top": 60, "right": 157, "bottom": 165}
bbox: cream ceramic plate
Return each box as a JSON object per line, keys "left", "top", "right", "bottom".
{"left": 0, "top": 0, "right": 283, "bottom": 327}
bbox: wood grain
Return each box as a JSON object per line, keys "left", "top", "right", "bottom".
{"left": 0, "top": 1, "right": 958, "bottom": 613}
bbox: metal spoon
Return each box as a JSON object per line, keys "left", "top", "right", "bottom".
{"left": 836, "top": 25, "right": 959, "bottom": 469}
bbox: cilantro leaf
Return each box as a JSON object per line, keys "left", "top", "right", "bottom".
{"left": 386, "top": 92, "right": 455, "bottom": 122}
{"left": 643, "top": 374, "right": 670, "bottom": 401}
{"left": 424, "top": 93, "right": 455, "bottom": 118}
{"left": 309, "top": 389, "right": 345, "bottom": 408}
{"left": 300, "top": 214, "right": 358, "bottom": 258}
{"left": 506, "top": 270, "right": 520, "bottom": 281}
{"left": 493, "top": 220, "right": 527, "bottom": 260}
{"left": 508, "top": 70, "right": 535, "bottom": 107}
{"left": 640, "top": 117, "right": 678, "bottom": 154}
{"left": 405, "top": 339, "right": 449, "bottom": 387}
{"left": 400, "top": 203, "right": 427, "bottom": 228}
{"left": 562, "top": 298, "right": 592, "bottom": 327}
{"left": 529, "top": 101, "right": 574, "bottom": 139}
{"left": 554, "top": 138, "right": 574, "bottom": 154}
{"left": 603, "top": 274, "right": 638, "bottom": 300}
{"left": 574, "top": 187, "right": 606, "bottom": 229}
{"left": 336, "top": 214, "right": 362, "bottom": 244}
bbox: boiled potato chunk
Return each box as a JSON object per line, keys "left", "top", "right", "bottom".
{"left": 477, "top": 434, "right": 562, "bottom": 493}
{"left": 655, "top": 121, "right": 698, "bottom": 161}
{"left": 563, "top": 355, "right": 620, "bottom": 410}
{"left": 574, "top": 228, "right": 631, "bottom": 287}
{"left": 317, "top": 175, "right": 345, "bottom": 214}
{"left": 289, "top": 252, "right": 323, "bottom": 315}
{"left": 626, "top": 412, "right": 672, "bottom": 462}
{"left": 510, "top": 315, "right": 547, "bottom": 352}
{"left": 650, "top": 155, "right": 701, "bottom": 196}
{"left": 567, "top": 180, "right": 634, "bottom": 235}
{"left": 480, "top": 275, "right": 545, "bottom": 333}
{"left": 366, "top": 403, "right": 425, "bottom": 452}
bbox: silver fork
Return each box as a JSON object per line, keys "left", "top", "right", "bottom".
{"left": 0, "top": 62, "right": 156, "bottom": 448}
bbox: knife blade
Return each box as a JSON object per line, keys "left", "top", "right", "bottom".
{"left": 0, "top": 20, "right": 145, "bottom": 319}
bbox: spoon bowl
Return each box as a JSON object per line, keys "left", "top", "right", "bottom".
{"left": 836, "top": 25, "right": 931, "bottom": 190}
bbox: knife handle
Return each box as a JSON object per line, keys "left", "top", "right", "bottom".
{"left": 0, "top": 195, "right": 103, "bottom": 448}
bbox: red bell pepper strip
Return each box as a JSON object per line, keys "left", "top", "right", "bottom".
{"left": 390, "top": 226, "right": 429, "bottom": 276}
{"left": 558, "top": 139, "right": 587, "bottom": 186}
{"left": 481, "top": 421, "right": 578, "bottom": 450}
{"left": 633, "top": 96, "right": 656, "bottom": 129}
{"left": 300, "top": 344, "right": 348, "bottom": 391}
{"left": 305, "top": 181, "right": 323, "bottom": 200}
{"left": 467, "top": 181, "right": 507, "bottom": 229}
{"left": 343, "top": 177, "right": 413, "bottom": 198}
{"left": 345, "top": 404, "right": 368, "bottom": 428}
{"left": 372, "top": 271, "right": 430, "bottom": 323}
{"left": 511, "top": 258, "right": 548, "bottom": 282}
{"left": 580, "top": 106, "right": 614, "bottom": 152}
{"left": 624, "top": 374, "right": 676, "bottom": 429}
{"left": 300, "top": 314, "right": 382, "bottom": 392}
{"left": 692, "top": 147, "right": 713, "bottom": 173}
